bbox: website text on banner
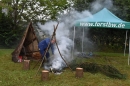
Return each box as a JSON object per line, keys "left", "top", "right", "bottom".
{"left": 80, "top": 22, "right": 125, "bottom": 28}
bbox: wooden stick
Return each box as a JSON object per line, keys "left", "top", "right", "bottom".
{"left": 32, "top": 59, "right": 41, "bottom": 69}
{"left": 34, "top": 22, "right": 59, "bottom": 76}
{"left": 54, "top": 35, "right": 73, "bottom": 71}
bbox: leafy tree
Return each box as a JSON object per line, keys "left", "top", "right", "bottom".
{"left": 72, "top": 0, "right": 93, "bottom": 12}
{"left": 0, "top": 0, "right": 70, "bottom": 47}
{"left": 112, "top": 0, "right": 130, "bottom": 21}
{"left": 1, "top": 0, "right": 70, "bottom": 24}
{"left": 0, "top": 7, "right": 20, "bottom": 47}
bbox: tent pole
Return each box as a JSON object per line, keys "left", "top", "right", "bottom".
{"left": 128, "top": 37, "right": 130, "bottom": 65}
{"left": 124, "top": 30, "right": 128, "bottom": 56}
{"left": 82, "top": 27, "right": 84, "bottom": 53}
{"left": 72, "top": 26, "right": 76, "bottom": 59}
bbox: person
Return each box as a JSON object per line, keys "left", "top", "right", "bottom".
{"left": 38, "top": 37, "right": 55, "bottom": 62}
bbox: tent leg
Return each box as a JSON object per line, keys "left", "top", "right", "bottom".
{"left": 82, "top": 27, "right": 84, "bottom": 53}
{"left": 72, "top": 26, "right": 76, "bottom": 59}
{"left": 124, "top": 30, "right": 128, "bottom": 56}
{"left": 128, "top": 37, "right": 130, "bottom": 65}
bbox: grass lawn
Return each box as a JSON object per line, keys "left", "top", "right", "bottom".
{"left": 0, "top": 49, "right": 130, "bottom": 86}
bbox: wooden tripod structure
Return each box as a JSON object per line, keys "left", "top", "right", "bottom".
{"left": 35, "top": 22, "right": 72, "bottom": 76}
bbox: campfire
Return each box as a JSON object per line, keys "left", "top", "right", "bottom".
{"left": 43, "top": 57, "right": 66, "bottom": 75}
{"left": 50, "top": 68, "right": 63, "bottom": 75}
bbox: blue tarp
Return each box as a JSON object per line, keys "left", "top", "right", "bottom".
{"left": 74, "top": 8, "right": 130, "bottom": 29}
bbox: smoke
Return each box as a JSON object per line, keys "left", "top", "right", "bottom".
{"left": 37, "top": 9, "right": 92, "bottom": 72}
{"left": 37, "top": 0, "right": 113, "bottom": 72}
{"left": 90, "top": 0, "right": 113, "bottom": 13}
{"left": 2, "top": 8, "right": 8, "bottom": 15}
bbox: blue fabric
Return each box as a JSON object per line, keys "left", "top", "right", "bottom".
{"left": 74, "top": 8, "right": 130, "bottom": 29}
{"left": 38, "top": 38, "right": 54, "bottom": 59}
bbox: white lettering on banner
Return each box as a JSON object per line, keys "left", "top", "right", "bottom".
{"left": 80, "top": 22, "right": 125, "bottom": 28}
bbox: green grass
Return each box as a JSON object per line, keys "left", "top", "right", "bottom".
{"left": 0, "top": 49, "right": 130, "bottom": 86}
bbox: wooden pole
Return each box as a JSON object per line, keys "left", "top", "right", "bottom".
{"left": 23, "top": 60, "right": 30, "bottom": 70}
{"left": 54, "top": 36, "right": 73, "bottom": 71}
{"left": 35, "top": 22, "right": 59, "bottom": 77}
{"left": 41, "top": 70, "right": 49, "bottom": 81}
{"left": 75, "top": 67, "right": 83, "bottom": 78}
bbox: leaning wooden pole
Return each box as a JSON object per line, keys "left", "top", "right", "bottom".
{"left": 34, "top": 22, "right": 59, "bottom": 77}
{"left": 54, "top": 35, "right": 73, "bottom": 71}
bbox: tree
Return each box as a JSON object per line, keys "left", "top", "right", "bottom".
{"left": 0, "top": 0, "right": 70, "bottom": 47}
{"left": 112, "top": 0, "right": 130, "bottom": 21}
{"left": 72, "top": 0, "right": 93, "bottom": 12}
{"left": 1, "top": 0, "right": 70, "bottom": 24}
{"left": 0, "top": 7, "right": 19, "bottom": 47}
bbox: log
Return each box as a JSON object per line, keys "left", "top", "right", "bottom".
{"left": 75, "top": 67, "right": 83, "bottom": 78}
{"left": 32, "top": 52, "right": 42, "bottom": 60}
{"left": 41, "top": 70, "right": 49, "bottom": 81}
{"left": 23, "top": 60, "right": 30, "bottom": 70}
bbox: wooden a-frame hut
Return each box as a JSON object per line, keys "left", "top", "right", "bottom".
{"left": 12, "top": 22, "right": 41, "bottom": 62}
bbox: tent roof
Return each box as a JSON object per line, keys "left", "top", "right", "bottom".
{"left": 74, "top": 8, "right": 130, "bottom": 29}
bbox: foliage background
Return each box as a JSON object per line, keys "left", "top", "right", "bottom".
{"left": 0, "top": 0, "right": 130, "bottom": 53}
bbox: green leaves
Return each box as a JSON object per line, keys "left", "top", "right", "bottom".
{"left": 0, "top": 6, "right": 20, "bottom": 47}
{"left": 72, "top": 0, "right": 93, "bottom": 12}
{"left": 0, "top": 0, "right": 70, "bottom": 48}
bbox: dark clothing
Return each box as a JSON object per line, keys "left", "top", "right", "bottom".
{"left": 38, "top": 38, "right": 54, "bottom": 59}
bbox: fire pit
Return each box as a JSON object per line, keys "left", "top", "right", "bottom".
{"left": 50, "top": 68, "right": 63, "bottom": 75}
{"left": 43, "top": 58, "right": 66, "bottom": 75}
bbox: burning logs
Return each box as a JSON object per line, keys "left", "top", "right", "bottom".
{"left": 41, "top": 70, "right": 49, "bottom": 81}
{"left": 23, "top": 60, "right": 30, "bottom": 70}
{"left": 75, "top": 67, "right": 83, "bottom": 78}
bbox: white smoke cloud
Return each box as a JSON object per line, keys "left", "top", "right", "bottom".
{"left": 37, "top": 9, "right": 92, "bottom": 72}
{"left": 37, "top": 0, "right": 114, "bottom": 72}
{"left": 90, "top": 0, "right": 113, "bottom": 13}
